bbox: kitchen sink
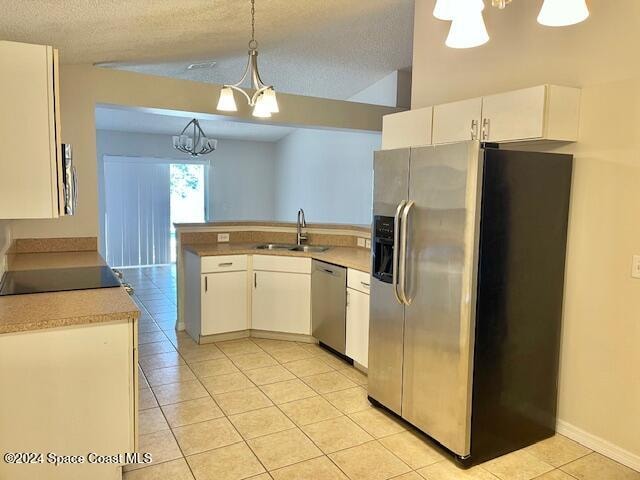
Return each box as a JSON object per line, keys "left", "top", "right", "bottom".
{"left": 289, "top": 245, "right": 330, "bottom": 252}
{"left": 254, "top": 244, "right": 330, "bottom": 253}
{"left": 255, "top": 244, "right": 296, "bottom": 250}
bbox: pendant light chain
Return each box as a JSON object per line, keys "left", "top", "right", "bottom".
{"left": 249, "top": 0, "right": 257, "bottom": 50}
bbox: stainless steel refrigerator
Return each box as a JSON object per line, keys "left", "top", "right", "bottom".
{"left": 368, "top": 140, "right": 572, "bottom": 465}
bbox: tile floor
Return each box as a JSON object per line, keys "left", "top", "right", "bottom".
{"left": 121, "top": 265, "right": 640, "bottom": 480}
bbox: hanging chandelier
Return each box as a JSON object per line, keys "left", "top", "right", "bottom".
{"left": 216, "top": 0, "right": 279, "bottom": 118}
{"left": 433, "top": 0, "right": 590, "bottom": 49}
{"left": 172, "top": 119, "right": 218, "bottom": 157}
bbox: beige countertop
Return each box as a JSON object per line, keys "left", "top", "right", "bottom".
{"left": 183, "top": 243, "right": 372, "bottom": 273}
{"left": 0, "top": 251, "right": 139, "bottom": 335}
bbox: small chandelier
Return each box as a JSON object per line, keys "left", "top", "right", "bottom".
{"left": 433, "top": 0, "right": 589, "bottom": 49}
{"left": 172, "top": 119, "right": 217, "bottom": 157}
{"left": 216, "top": 0, "right": 279, "bottom": 118}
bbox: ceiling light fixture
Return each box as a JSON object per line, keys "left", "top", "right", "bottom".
{"left": 172, "top": 119, "right": 218, "bottom": 157}
{"left": 434, "top": 0, "right": 590, "bottom": 49}
{"left": 445, "top": 0, "right": 489, "bottom": 49}
{"left": 537, "top": 0, "right": 589, "bottom": 27}
{"left": 216, "top": 0, "right": 278, "bottom": 118}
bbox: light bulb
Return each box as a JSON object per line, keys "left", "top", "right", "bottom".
{"left": 262, "top": 88, "right": 279, "bottom": 113}
{"left": 252, "top": 94, "right": 272, "bottom": 118}
{"left": 446, "top": 7, "right": 489, "bottom": 48}
{"left": 433, "top": 0, "right": 485, "bottom": 20}
{"left": 537, "top": 0, "right": 589, "bottom": 27}
{"left": 216, "top": 86, "right": 238, "bottom": 112}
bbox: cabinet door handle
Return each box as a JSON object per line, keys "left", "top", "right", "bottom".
{"left": 481, "top": 118, "right": 490, "bottom": 141}
{"left": 254, "top": 272, "right": 257, "bottom": 288}
{"left": 205, "top": 276, "right": 208, "bottom": 292}
{"left": 346, "top": 290, "right": 350, "bottom": 307}
{"left": 361, "top": 281, "right": 370, "bottom": 288}
{"left": 218, "top": 262, "right": 233, "bottom": 267}
{"left": 471, "top": 119, "right": 479, "bottom": 140}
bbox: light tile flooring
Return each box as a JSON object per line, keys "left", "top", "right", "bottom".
{"left": 121, "top": 265, "right": 640, "bottom": 480}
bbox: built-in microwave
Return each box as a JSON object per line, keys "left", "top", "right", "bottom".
{"left": 61, "top": 143, "right": 77, "bottom": 215}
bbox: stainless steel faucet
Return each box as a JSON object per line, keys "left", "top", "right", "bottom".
{"left": 297, "top": 208, "right": 308, "bottom": 245}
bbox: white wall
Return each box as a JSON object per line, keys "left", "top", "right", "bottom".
{"left": 96, "top": 130, "right": 278, "bottom": 252}
{"left": 98, "top": 127, "right": 380, "bottom": 231}
{"left": 207, "top": 140, "right": 277, "bottom": 222}
{"left": 274, "top": 128, "right": 380, "bottom": 225}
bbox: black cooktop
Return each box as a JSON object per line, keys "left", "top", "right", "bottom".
{"left": 0, "top": 266, "right": 121, "bottom": 296}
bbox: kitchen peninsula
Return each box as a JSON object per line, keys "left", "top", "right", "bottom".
{"left": 175, "top": 222, "right": 372, "bottom": 369}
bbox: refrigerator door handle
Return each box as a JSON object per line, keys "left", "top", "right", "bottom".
{"left": 392, "top": 201, "right": 406, "bottom": 305}
{"left": 399, "top": 200, "right": 415, "bottom": 305}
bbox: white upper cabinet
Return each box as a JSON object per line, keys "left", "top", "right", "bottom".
{"left": 382, "top": 107, "right": 433, "bottom": 150}
{"left": 481, "top": 85, "right": 580, "bottom": 143}
{"left": 381, "top": 85, "right": 580, "bottom": 149}
{"left": 0, "top": 41, "right": 64, "bottom": 219}
{"left": 433, "top": 97, "right": 483, "bottom": 144}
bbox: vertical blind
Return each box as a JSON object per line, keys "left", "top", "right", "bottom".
{"left": 104, "top": 157, "right": 171, "bottom": 267}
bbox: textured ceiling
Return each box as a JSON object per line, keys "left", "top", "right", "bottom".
{"left": 0, "top": 0, "right": 414, "bottom": 100}
{"left": 95, "top": 106, "right": 295, "bottom": 141}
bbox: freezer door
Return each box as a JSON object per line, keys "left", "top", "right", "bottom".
{"left": 401, "top": 141, "right": 483, "bottom": 457}
{"left": 368, "top": 148, "right": 409, "bottom": 415}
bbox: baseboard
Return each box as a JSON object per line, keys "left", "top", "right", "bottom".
{"left": 199, "top": 330, "right": 250, "bottom": 344}
{"left": 250, "top": 329, "right": 316, "bottom": 343}
{"left": 556, "top": 419, "right": 640, "bottom": 472}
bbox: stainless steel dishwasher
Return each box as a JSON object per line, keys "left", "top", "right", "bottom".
{"left": 311, "top": 260, "right": 347, "bottom": 354}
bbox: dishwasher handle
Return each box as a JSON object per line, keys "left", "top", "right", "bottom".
{"left": 312, "top": 260, "right": 346, "bottom": 279}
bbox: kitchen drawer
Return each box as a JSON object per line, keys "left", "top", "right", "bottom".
{"left": 253, "top": 255, "right": 312, "bottom": 274}
{"left": 348, "top": 269, "right": 371, "bottom": 295}
{"left": 201, "top": 255, "right": 247, "bottom": 273}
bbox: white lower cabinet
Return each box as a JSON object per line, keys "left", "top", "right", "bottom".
{"left": 346, "top": 269, "right": 370, "bottom": 368}
{"left": 0, "top": 320, "right": 136, "bottom": 480}
{"left": 252, "top": 256, "right": 311, "bottom": 335}
{"left": 183, "top": 252, "right": 249, "bottom": 341}
{"left": 202, "top": 271, "right": 247, "bottom": 335}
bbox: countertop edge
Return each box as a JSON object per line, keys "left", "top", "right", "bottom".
{"left": 183, "top": 244, "right": 371, "bottom": 273}
{"left": 0, "top": 309, "right": 139, "bottom": 335}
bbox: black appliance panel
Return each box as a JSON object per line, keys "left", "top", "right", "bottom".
{"left": 372, "top": 215, "right": 395, "bottom": 283}
{"left": 469, "top": 148, "right": 573, "bottom": 464}
{"left": 0, "top": 266, "right": 121, "bottom": 296}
